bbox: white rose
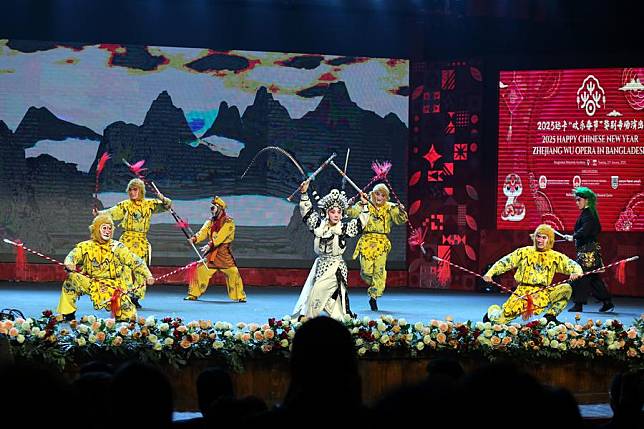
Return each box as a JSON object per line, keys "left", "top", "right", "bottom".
{"left": 17, "top": 334, "right": 26, "bottom": 344}
{"left": 87, "top": 315, "right": 96, "bottom": 324}
{"left": 224, "top": 330, "right": 233, "bottom": 338}
{"left": 37, "top": 330, "right": 46, "bottom": 339}
{"left": 76, "top": 336, "right": 86, "bottom": 346}
{"left": 145, "top": 316, "right": 156, "bottom": 327}
{"left": 164, "top": 337, "right": 174, "bottom": 346}
{"left": 213, "top": 341, "right": 224, "bottom": 350}
{"left": 377, "top": 323, "right": 387, "bottom": 332}
{"left": 549, "top": 340, "right": 559, "bottom": 348}
{"left": 423, "top": 335, "right": 432, "bottom": 345}
{"left": 21, "top": 321, "right": 31, "bottom": 331}
{"left": 282, "top": 315, "right": 292, "bottom": 322}
{"left": 153, "top": 342, "right": 163, "bottom": 351}
{"left": 351, "top": 327, "right": 359, "bottom": 334}
{"left": 31, "top": 327, "right": 41, "bottom": 335}
{"left": 371, "top": 344, "right": 380, "bottom": 352}
{"left": 355, "top": 338, "right": 364, "bottom": 346}
{"left": 215, "top": 321, "right": 224, "bottom": 330}
{"left": 88, "top": 334, "right": 97, "bottom": 343}
{"left": 148, "top": 334, "right": 158, "bottom": 344}
{"left": 373, "top": 331, "right": 381, "bottom": 340}
{"left": 287, "top": 330, "right": 295, "bottom": 339}
{"left": 280, "top": 339, "right": 289, "bottom": 348}
{"left": 282, "top": 320, "right": 290, "bottom": 327}
{"left": 159, "top": 323, "right": 169, "bottom": 332}
{"left": 380, "top": 334, "right": 390, "bottom": 344}
{"left": 414, "top": 322, "right": 424, "bottom": 331}
{"left": 399, "top": 318, "right": 408, "bottom": 326}
{"left": 357, "top": 347, "right": 367, "bottom": 356}
{"left": 416, "top": 342, "right": 425, "bottom": 351}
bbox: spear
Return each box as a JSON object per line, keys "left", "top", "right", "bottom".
{"left": 122, "top": 159, "right": 207, "bottom": 268}
{"left": 286, "top": 152, "right": 338, "bottom": 201}
{"left": 328, "top": 159, "right": 379, "bottom": 211}
{"left": 2, "top": 239, "right": 133, "bottom": 318}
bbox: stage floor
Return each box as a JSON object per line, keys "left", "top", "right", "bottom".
{"left": 2, "top": 282, "right": 643, "bottom": 325}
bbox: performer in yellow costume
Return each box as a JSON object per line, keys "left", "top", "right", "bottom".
{"left": 482, "top": 224, "right": 582, "bottom": 324}
{"left": 346, "top": 183, "right": 407, "bottom": 311}
{"left": 97, "top": 178, "right": 171, "bottom": 307}
{"left": 186, "top": 196, "right": 246, "bottom": 302}
{"left": 57, "top": 214, "right": 154, "bottom": 321}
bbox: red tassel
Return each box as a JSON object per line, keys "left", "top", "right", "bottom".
{"left": 96, "top": 152, "right": 111, "bottom": 175}
{"left": 186, "top": 262, "right": 199, "bottom": 290}
{"left": 14, "top": 240, "right": 26, "bottom": 280}
{"left": 408, "top": 227, "right": 427, "bottom": 249}
{"left": 175, "top": 218, "right": 190, "bottom": 230}
{"left": 615, "top": 260, "right": 626, "bottom": 285}
{"left": 371, "top": 160, "right": 392, "bottom": 180}
{"left": 522, "top": 295, "right": 535, "bottom": 320}
{"left": 110, "top": 288, "right": 123, "bottom": 318}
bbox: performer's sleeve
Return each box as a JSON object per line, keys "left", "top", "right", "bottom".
{"left": 151, "top": 197, "right": 172, "bottom": 213}
{"left": 193, "top": 220, "right": 211, "bottom": 244}
{"left": 390, "top": 203, "right": 408, "bottom": 225}
{"left": 64, "top": 245, "right": 81, "bottom": 267}
{"left": 116, "top": 243, "right": 152, "bottom": 279}
{"left": 100, "top": 201, "right": 127, "bottom": 222}
{"left": 212, "top": 221, "right": 234, "bottom": 247}
{"left": 484, "top": 249, "right": 521, "bottom": 277}
{"left": 300, "top": 194, "right": 321, "bottom": 232}
{"left": 572, "top": 210, "right": 595, "bottom": 241}
{"left": 343, "top": 207, "right": 369, "bottom": 237}
{"left": 345, "top": 203, "right": 362, "bottom": 219}
{"left": 556, "top": 253, "right": 583, "bottom": 276}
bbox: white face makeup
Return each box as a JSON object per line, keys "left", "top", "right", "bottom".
{"left": 100, "top": 223, "right": 113, "bottom": 241}
{"left": 211, "top": 204, "right": 220, "bottom": 217}
{"left": 327, "top": 207, "right": 342, "bottom": 225}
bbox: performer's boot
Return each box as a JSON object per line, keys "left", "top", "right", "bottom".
{"left": 567, "top": 303, "right": 583, "bottom": 312}
{"left": 369, "top": 297, "right": 378, "bottom": 311}
{"left": 63, "top": 312, "right": 76, "bottom": 322}
{"left": 598, "top": 301, "right": 615, "bottom": 312}
{"left": 482, "top": 312, "right": 490, "bottom": 323}
{"left": 131, "top": 297, "right": 142, "bottom": 309}
{"left": 544, "top": 313, "right": 562, "bottom": 325}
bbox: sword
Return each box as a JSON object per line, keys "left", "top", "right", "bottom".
{"left": 328, "top": 159, "right": 378, "bottom": 211}
{"left": 341, "top": 148, "right": 350, "bottom": 191}
{"left": 286, "top": 152, "right": 338, "bottom": 201}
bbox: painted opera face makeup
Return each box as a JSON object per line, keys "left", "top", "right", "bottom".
{"left": 99, "top": 223, "right": 113, "bottom": 241}
{"left": 128, "top": 186, "right": 141, "bottom": 201}
{"left": 535, "top": 232, "right": 549, "bottom": 251}
{"left": 210, "top": 204, "right": 220, "bottom": 217}
{"left": 327, "top": 207, "right": 342, "bottom": 225}
{"left": 373, "top": 190, "right": 387, "bottom": 206}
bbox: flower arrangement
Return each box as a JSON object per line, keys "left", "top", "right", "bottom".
{"left": 1, "top": 310, "right": 642, "bottom": 371}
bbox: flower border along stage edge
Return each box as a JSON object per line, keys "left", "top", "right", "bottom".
{"left": 1, "top": 310, "right": 642, "bottom": 373}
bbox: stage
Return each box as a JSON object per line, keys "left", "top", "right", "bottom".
{"left": 3, "top": 282, "right": 643, "bottom": 325}
{"left": 2, "top": 281, "right": 642, "bottom": 411}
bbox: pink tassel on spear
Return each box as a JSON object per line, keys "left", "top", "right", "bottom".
{"left": 371, "top": 160, "right": 392, "bottom": 180}
{"left": 128, "top": 159, "right": 147, "bottom": 177}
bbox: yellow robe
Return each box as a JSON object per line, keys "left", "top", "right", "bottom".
{"left": 100, "top": 197, "right": 170, "bottom": 298}
{"left": 57, "top": 239, "right": 151, "bottom": 320}
{"left": 484, "top": 246, "right": 583, "bottom": 323}
{"left": 188, "top": 217, "right": 245, "bottom": 301}
{"left": 346, "top": 201, "right": 407, "bottom": 298}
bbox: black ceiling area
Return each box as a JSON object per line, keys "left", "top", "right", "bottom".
{"left": 1, "top": 0, "right": 641, "bottom": 64}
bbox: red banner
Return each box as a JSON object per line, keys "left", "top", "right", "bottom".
{"left": 497, "top": 68, "right": 644, "bottom": 232}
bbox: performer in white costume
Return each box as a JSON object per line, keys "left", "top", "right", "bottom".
{"left": 293, "top": 181, "right": 369, "bottom": 321}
